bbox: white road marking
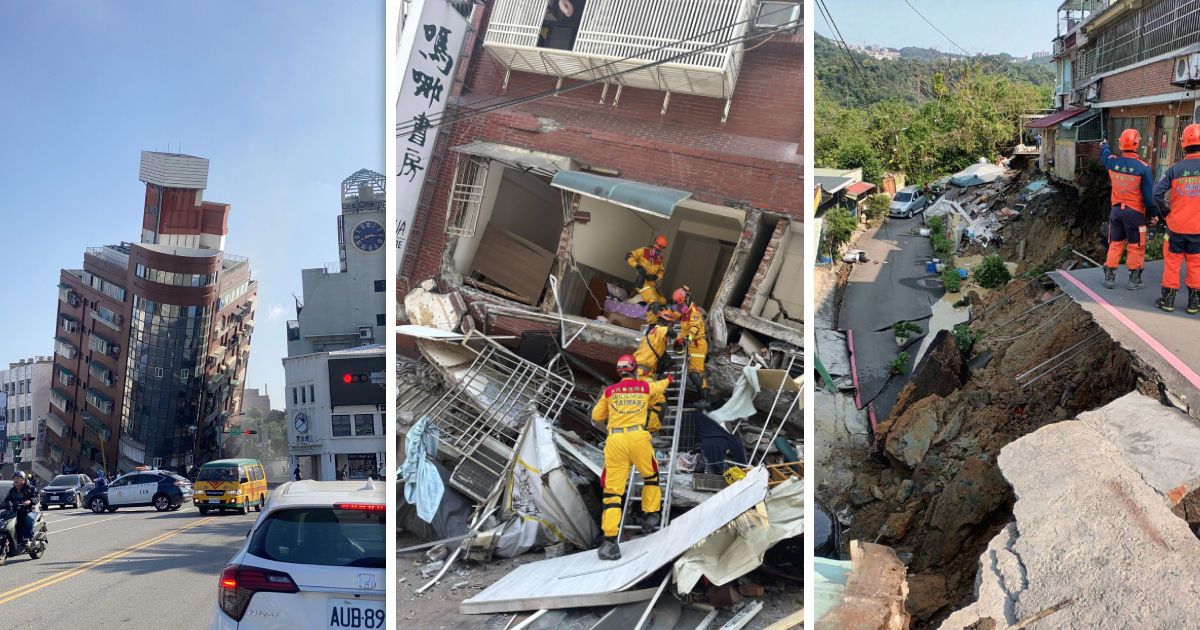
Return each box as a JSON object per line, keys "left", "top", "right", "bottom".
{"left": 48, "top": 515, "right": 124, "bottom": 534}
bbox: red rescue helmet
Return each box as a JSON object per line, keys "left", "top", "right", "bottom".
{"left": 1181, "top": 123, "right": 1200, "bottom": 149}
{"left": 616, "top": 355, "right": 638, "bottom": 375}
{"left": 653, "top": 235, "right": 668, "bottom": 250}
{"left": 672, "top": 286, "right": 692, "bottom": 306}
{"left": 1118, "top": 128, "right": 1141, "bottom": 152}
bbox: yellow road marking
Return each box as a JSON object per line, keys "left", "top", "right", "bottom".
{"left": 0, "top": 517, "right": 214, "bottom": 604}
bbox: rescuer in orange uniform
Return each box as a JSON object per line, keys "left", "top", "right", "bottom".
{"left": 1101, "top": 129, "right": 1156, "bottom": 290}
{"left": 673, "top": 286, "right": 709, "bottom": 408}
{"left": 1152, "top": 123, "right": 1200, "bottom": 313}
{"left": 633, "top": 309, "right": 678, "bottom": 432}
{"left": 627, "top": 236, "right": 669, "bottom": 324}
{"left": 591, "top": 355, "right": 673, "bottom": 560}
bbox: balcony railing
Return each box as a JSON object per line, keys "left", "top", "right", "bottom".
{"left": 1094, "top": 0, "right": 1200, "bottom": 74}
{"left": 483, "top": 0, "right": 758, "bottom": 102}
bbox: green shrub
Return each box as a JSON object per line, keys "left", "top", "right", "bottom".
{"left": 951, "top": 323, "right": 981, "bottom": 353}
{"left": 824, "top": 207, "right": 857, "bottom": 257}
{"left": 953, "top": 298, "right": 970, "bottom": 308}
{"left": 926, "top": 215, "right": 945, "bottom": 235}
{"left": 889, "top": 352, "right": 910, "bottom": 374}
{"left": 891, "top": 321, "right": 923, "bottom": 338}
{"left": 974, "top": 255, "right": 1012, "bottom": 289}
{"left": 942, "top": 266, "right": 962, "bottom": 292}
{"left": 866, "top": 193, "right": 891, "bottom": 222}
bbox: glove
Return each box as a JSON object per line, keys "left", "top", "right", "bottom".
{"left": 666, "top": 375, "right": 675, "bottom": 384}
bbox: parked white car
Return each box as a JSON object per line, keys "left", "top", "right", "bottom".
{"left": 888, "top": 186, "right": 927, "bottom": 218}
{"left": 207, "top": 480, "right": 386, "bottom": 630}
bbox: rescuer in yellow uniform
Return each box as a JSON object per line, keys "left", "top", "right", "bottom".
{"left": 673, "top": 286, "right": 709, "bottom": 408}
{"left": 627, "top": 236, "right": 669, "bottom": 324}
{"left": 591, "top": 355, "right": 673, "bottom": 560}
{"left": 633, "top": 309, "right": 678, "bottom": 433}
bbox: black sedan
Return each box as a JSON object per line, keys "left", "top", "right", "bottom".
{"left": 40, "top": 474, "right": 95, "bottom": 509}
{"left": 84, "top": 470, "right": 194, "bottom": 513}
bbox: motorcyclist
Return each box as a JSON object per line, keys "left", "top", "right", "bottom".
{"left": 4, "top": 471, "right": 39, "bottom": 547}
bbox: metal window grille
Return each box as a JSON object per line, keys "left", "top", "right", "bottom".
{"left": 1095, "top": 0, "right": 1200, "bottom": 74}
{"left": 445, "top": 155, "right": 489, "bottom": 238}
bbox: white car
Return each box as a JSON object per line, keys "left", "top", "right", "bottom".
{"left": 207, "top": 480, "right": 386, "bottom": 630}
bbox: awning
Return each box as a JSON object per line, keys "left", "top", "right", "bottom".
{"left": 48, "top": 443, "right": 63, "bottom": 462}
{"left": 844, "top": 182, "right": 876, "bottom": 198}
{"left": 1061, "top": 111, "right": 1101, "bottom": 129}
{"left": 82, "top": 411, "right": 111, "bottom": 442}
{"left": 815, "top": 176, "right": 854, "bottom": 195}
{"left": 551, "top": 171, "right": 692, "bottom": 218}
{"left": 453, "top": 141, "right": 574, "bottom": 178}
{"left": 1026, "top": 107, "right": 1089, "bottom": 129}
{"left": 46, "top": 412, "right": 69, "bottom": 437}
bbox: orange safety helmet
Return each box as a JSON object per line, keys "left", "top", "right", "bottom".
{"left": 616, "top": 355, "right": 638, "bottom": 375}
{"left": 653, "top": 235, "right": 668, "bottom": 250}
{"left": 657, "top": 309, "right": 679, "bottom": 323}
{"left": 1118, "top": 128, "right": 1141, "bottom": 152}
{"left": 672, "top": 286, "right": 692, "bottom": 306}
{"left": 1181, "top": 123, "right": 1200, "bottom": 149}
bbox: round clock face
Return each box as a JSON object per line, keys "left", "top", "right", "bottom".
{"left": 294, "top": 412, "right": 309, "bottom": 433}
{"left": 351, "top": 219, "right": 385, "bottom": 253}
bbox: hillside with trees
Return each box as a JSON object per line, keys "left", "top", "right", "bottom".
{"left": 816, "top": 34, "right": 1053, "bottom": 185}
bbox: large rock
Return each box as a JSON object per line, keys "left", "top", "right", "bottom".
{"left": 917, "top": 457, "right": 1010, "bottom": 570}
{"left": 891, "top": 330, "right": 966, "bottom": 421}
{"left": 879, "top": 395, "right": 942, "bottom": 469}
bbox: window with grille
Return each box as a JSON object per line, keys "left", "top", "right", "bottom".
{"left": 332, "top": 414, "right": 352, "bottom": 437}
{"left": 445, "top": 155, "right": 490, "bottom": 238}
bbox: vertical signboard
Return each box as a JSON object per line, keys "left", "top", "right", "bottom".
{"left": 0, "top": 393, "right": 6, "bottom": 464}
{"left": 36, "top": 417, "right": 46, "bottom": 461}
{"left": 395, "top": 0, "right": 469, "bottom": 275}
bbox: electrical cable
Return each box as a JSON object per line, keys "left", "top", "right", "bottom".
{"left": 901, "top": 0, "right": 970, "bottom": 57}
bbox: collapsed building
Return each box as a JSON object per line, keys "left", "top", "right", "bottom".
{"left": 396, "top": 0, "right": 804, "bottom": 625}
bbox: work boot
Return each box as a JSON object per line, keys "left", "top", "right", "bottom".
{"left": 1128, "top": 268, "right": 1143, "bottom": 290}
{"left": 698, "top": 387, "right": 711, "bottom": 409}
{"left": 1157, "top": 287, "right": 1178, "bottom": 312}
{"left": 641, "top": 511, "right": 661, "bottom": 535}
{"left": 1189, "top": 289, "right": 1200, "bottom": 315}
{"left": 597, "top": 536, "right": 621, "bottom": 561}
{"left": 1103, "top": 266, "right": 1116, "bottom": 289}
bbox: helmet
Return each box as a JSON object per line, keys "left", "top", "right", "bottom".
{"left": 12, "top": 471, "right": 25, "bottom": 479}
{"left": 616, "top": 355, "right": 638, "bottom": 375}
{"left": 1182, "top": 123, "right": 1200, "bottom": 149}
{"left": 672, "top": 286, "right": 691, "bottom": 306}
{"left": 1119, "top": 128, "right": 1141, "bottom": 152}
{"left": 653, "top": 235, "right": 668, "bottom": 250}
{"left": 657, "top": 309, "right": 679, "bottom": 323}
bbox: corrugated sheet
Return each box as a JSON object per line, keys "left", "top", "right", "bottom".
{"left": 138, "top": 151, "right": 210, "bottom": 189}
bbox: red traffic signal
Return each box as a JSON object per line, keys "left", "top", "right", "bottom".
{"left": 342, "top": 373, "right": 370, "bottom": 384}
{"left": 20, "top": 436, "right": 34, "bottom": 442}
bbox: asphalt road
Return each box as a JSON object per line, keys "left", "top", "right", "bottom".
{"left": 838, "top": 215, "right": 944, "bottom": 424}
{"left": 0, "top": 502, "right": 253, "bottom": 628}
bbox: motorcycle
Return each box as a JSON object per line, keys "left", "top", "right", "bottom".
{"left": 0, "top": 500, "right": 49, "bottom": 565}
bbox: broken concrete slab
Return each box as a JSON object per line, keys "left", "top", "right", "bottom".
{"left": 938, "top": 392, "right": 1200, "bottom": 629}
{"left": 460, "top": 467, "right": 769, "bottom": 614}
{"left": 405, "top": 282, "right": 466, "bottom": 331}
{"left": 815, "top": 541, "right": 910, "bottom": 630}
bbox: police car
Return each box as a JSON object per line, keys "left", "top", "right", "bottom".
{"left": 83, "top": 469, "right": 194, "bottom": 513}
{"left": 207, "top": 479, "right": 385, "bottom": 630}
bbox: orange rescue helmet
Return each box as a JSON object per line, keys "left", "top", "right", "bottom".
{"left": 657, "top": 309, "right": 679, "bottom": 323}
{"left": 616, "top": 355, "right": 638, "bottom": 375}
{"left": 672, "top": 286, "right": 692, "bottom": 306}
{"left": 1181, "top": 123, "right": 1200, "bottom": 149}
{"left": 1118, "top": 128, "right": 1141, "bottom": 152}
{"left": 653, "top": 235, "right": 668, "bottom": 250}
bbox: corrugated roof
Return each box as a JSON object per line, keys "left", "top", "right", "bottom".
{"left": 1026, "top": 108, "right": 1089, "bottom": 129}
{"left": 845, "top": 182, "right": 875, "bottom": 196}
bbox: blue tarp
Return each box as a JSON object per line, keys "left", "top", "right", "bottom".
{"left": 399, "top": 417, "right": 444, "bottom": 523}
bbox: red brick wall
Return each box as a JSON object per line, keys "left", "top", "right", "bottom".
{"left": 1101, "top": 59, "right": 1181, "bottom": 102}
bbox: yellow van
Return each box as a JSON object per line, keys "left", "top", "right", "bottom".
{"left": 193, "top": 458, "right": 268, "bottom": 515}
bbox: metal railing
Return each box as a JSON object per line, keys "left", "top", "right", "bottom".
{"left": 1094, "top": 0, "right": 1200, "bottom": 74}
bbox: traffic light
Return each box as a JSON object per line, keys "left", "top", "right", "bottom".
{"left": 226, "top": 430, "right": 259, "bottom": 435}
{"left": 342, "top": 373, "right": 371, "bottom": 384}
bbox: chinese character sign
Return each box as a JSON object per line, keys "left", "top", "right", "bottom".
{"left": 396, "top": 0, "right": 469, "bottom": 275}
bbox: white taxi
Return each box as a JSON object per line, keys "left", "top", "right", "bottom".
{"left": 207, "top": 479, "right": 385, "bottom": 629}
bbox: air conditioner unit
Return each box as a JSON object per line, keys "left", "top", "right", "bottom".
{"left": 358, "top": 326, "right": 375, "bottom": 342}
{"left": 1171, "top": 53, "right": 1200, "bottom": 87}
{"left": 754, "top": 1, "right": 801, "bottom": 32}
{"left": 1053, "top": 94, "right": 1065, "bottom": 108}
{"left": 1085, "top": 83, "right": 1100, "bottom": 103}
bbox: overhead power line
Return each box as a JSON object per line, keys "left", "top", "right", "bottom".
{"left": 901, "top": 0, "right": 970, "bottom": 57}
{"left": 814, "top": 0, "right": 871, "bottom": 96}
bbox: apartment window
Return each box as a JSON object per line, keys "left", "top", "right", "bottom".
{"left": 292, "top": 387, "right": 298, "bottom": 405}
{"left": 301, "top": 387, "right": 307, "bottom": 404}
{"left": 181, "top": 369, "right": 189, "bottom": 379}
{"left": 445, "top": 155, "right": 489, "bottom": 237}
{"left": 354, "top": 414, "right": 375, "bottom": 436}
{"left": 332, "top": 414, "right": 352, "bottom": 437}
{"left": 308, "top": 385, "right": 315, "bottom": 403}
{"left": 374, "top": 280, "right": 384, "bottom": 292}
{"left": 376, "top": 314, "right": 385, "bottom": 326}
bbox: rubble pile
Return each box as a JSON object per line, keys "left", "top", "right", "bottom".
{"left": 832, "top": 276, "right": 1141, "bottom": 628}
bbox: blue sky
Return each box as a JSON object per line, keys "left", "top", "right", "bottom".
{"left": 0, "top": 1, "right": 384, "bottom": 407}
{"left": 817, "top": 0, "right": 1062, "bottom": 58}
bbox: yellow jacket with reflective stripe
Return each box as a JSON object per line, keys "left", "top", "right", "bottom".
{"left": 634, "top": 325, "right": 672, "bottom": 370}
{"left": 592, "top": 377, "right": 670, "bottom": 430}
{"left": 681, "top": 306, "right": 706, "bottom": 346}
{"left": 627, "top": 247, "right": 665, "bottom": 279}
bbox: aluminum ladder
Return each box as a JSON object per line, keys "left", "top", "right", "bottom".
{"left": 617, "top": 346, "right": 690, "bottom": 537}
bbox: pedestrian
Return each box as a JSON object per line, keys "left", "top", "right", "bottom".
{"left": 1101, "top": 130, "right": 1155, "bottom": 291}
{"left": 673, "top": 286, "right": 710, "bottom": 408}
{"left": 95, "top": 470, "right": 109, "bottom": 490}
{"left": 341, "top": 464, "right": 349, "bottom": 481}
{"left": 4, "top": 471, "right": 39, "bottom": 546}
{"left": 626, "top": 236, "right": 669, "bottom": 324}
{"left": 591, "top": 355, "right": 673, "bottom": 561}
{"left": 293, "top": 463, "right": 303, "bottom": 481}
{"left": 1153, "top": 123, "right": 1200, "bottom": 313}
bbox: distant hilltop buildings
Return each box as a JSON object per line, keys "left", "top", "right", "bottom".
{"left": 843, "top": 41, "right": 1049, "bottom": 64}
{"left": 846, "top": 44, "right": 901, "bottom": 60}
